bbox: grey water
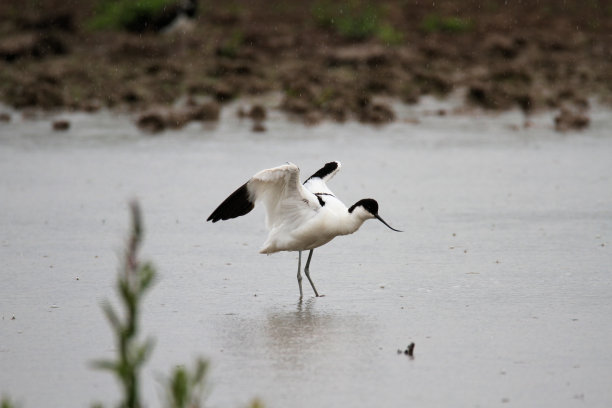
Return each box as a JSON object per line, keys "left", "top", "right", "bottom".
{"left": 1, "top": 98, "right": 612, "bottom": 408}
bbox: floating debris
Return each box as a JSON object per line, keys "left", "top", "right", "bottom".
{"left": 398, "top": 342, "right": 415, "bottom": 358}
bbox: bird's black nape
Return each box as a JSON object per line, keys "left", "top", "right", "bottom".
{"left": 207, "top": 182, "right": 254, "bottom": 223}
{"left": 348, "top": 198, "right": 379, "bottom": 215}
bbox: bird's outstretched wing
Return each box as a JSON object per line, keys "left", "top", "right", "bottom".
{"left": 303, "top": 161, "right": 341, "bottom": 196}
{"left": 206, "top": 181, "right": 254, "bottom": 223}
{"left": 207, "top": 163, "right": 320, "bottom": 229}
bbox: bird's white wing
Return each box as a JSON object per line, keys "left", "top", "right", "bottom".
{"left": 207, "top": 163, "right": 324, "bottom": 228}
{"left": 248, "top": 163, "right": 320, "bottom": 229}
{"left": 303, "top": 161, "right": 341, "bottom": 196}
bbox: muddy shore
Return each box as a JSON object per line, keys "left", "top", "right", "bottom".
{"left": 0, "top": 0, "right": 610, "bottom": 131}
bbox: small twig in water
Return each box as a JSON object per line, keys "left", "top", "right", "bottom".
{"left": 405, "top": 342, "right": 415, "bottom": 357}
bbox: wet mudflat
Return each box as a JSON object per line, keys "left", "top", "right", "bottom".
{"left": 1, "top": 101, "right": 612, "bottom": 407}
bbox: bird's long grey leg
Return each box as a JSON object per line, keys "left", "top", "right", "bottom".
{"left": 304, "top": 249, "right": 320, "bottom": 297}
{"left": 297, "top": 251, "right": 303, "bottom": 298}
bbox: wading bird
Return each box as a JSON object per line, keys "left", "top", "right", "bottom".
{"left": 207, "top": 161, "right": 401, "bottom": 297}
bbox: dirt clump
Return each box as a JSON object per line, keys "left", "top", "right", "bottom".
{"left": 238, "top": 104, "right": 267, "bottom": 121}
{"left": 554, "top": 106, "right": 590, "bottom": 132}
{"left": 0, "top": 33, "right": 67, "bottom": 62}
{"left": 358, "top": 100, "right": 396, "bottom": 124}
{"left": 136, "top": 101, "right": 220, "bottom": 133}
{"left": 52, "top": 119, "right": 70, "bottom": 131}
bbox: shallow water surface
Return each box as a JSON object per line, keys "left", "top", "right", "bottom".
{"left": 1, "top": 103, "right": 612, "bottom": 407}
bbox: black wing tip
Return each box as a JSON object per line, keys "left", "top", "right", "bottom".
{"left": 306, "top": 161, "right": 339, "bottom": 182}
{"left": 207, "top": 182, "right": 254, "bottom": 223}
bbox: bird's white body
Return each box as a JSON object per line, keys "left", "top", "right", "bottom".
{"left": 260, "top": 198, "right": 368, "bottom": 253}
{"left": 207, "top": 161, "right": 400, "bottom": 297}
{"left": 257, "top": 164, "right": 369, "bottom": 253}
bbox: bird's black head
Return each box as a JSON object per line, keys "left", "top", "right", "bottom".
{"left": 349, "top": 198, "right": 401, "bottom": 232}
{"left": 348, "top": 198, "right": 379, "bottom": 215}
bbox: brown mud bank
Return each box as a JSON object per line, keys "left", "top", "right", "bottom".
{"left": 0, "top": 0, "right": 610, "bottom": 132}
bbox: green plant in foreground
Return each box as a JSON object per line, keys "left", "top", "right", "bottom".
{"left": 1, "top": 396, "right": 19, "bottom": 408}
{"left": 93, "top": 201, "right": 156, "bottom": 408}
{"left": 93, "top": 201, "right": 209, "bottom": 408}
{"left": 5, "top": 202, "right": 257, "bottom": 408}
{"left": 165, "top": 360, "right": 209, "bottom": 408}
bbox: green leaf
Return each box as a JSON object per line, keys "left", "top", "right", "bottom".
{"left": 192, "top": 359, "right": 209, "bottom": 385}
{"left": 102, "top": 302, "right": 122, "bottom": 331}
{"left": 1, "top": 395, "right": 21, "bottom": 408}
{"left": 134, "top": 338, "right": 155, "bottom": 366}
{"left": 138, "top": 262, "right": 156, "bottom": 292}
{"left": 164, "top": 358, "right": 209, "bottom": 408}
{"left": 169, "top": 367, "right": 189, "bottom": 408}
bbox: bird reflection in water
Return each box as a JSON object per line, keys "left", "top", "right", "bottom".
{"left": 263, "top": 298, "right": 370, "bottom": 370}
